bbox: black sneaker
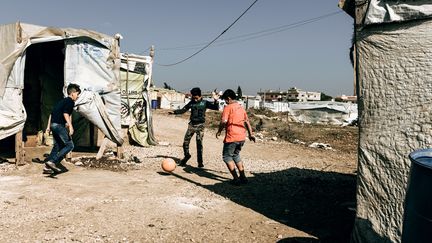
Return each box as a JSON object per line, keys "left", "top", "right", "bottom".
{"left": 42, "top": 167, "right": 54, "bottom": 174}
{"left": 179, "top": 154, "right": 191, "bottom": 166}
{"left": 56, "top": 163, "right": 69, "bottom": 173}
{"left": 45, "top": 161, "right": 61, "bottom": 173}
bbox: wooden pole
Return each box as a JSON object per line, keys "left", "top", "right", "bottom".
{"left": 117, "top": 144, "right": 124, "bottom": 159}
{"left": 15, "top": 131, "right": 25, "bottom": 166}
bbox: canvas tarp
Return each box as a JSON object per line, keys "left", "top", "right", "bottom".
{"left": 339, "top": 2, "right": 432, "bottom": 242}
{"left": 365, "top": 0, "right": 432, "bottom": 25}
{"left": 120, "top": 53, "right": 157, "bottom": 146}
{"left": 339, "top": 0, "right": 432, "bottom": 26}
{"left": 0, "top": 22, "right": 123, "bottom": 145}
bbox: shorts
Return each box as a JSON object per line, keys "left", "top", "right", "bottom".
{"left": 222, "top": 141, "right": 245, "bottom": 163}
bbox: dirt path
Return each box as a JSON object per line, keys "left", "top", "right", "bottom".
{"left": 0, "top": 111, "right": 357, "bottom": 242}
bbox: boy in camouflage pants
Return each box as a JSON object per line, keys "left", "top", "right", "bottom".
{"left": 169, "top": 87, "right": 219, "bottom": 167}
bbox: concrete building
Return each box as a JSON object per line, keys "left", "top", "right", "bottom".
{"left": 287, "top": 87, "right": 321, "bottom": 102}
{"left": 257, "top": 87, "right": 321, "bottom": 102}
{"left": 149, "top": 88, "right": 185, "bottom": 110}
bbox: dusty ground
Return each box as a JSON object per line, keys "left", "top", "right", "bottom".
{"left": 0, "top": 109, "right": 357, "bottom": 243}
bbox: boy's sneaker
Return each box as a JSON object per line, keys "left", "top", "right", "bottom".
{"left": 45, "top": 161, "right": 61, "bottom": 173}
{"left": 42, "top": 167, "right": 54, "bottom": 174}
{"left": 56, "top": 163, "right": 69, "bottom": 173}
{"left": 179, "top": 154, "right": 191, "bottom": 166}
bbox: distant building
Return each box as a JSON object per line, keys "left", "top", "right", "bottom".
{"left": 150, "top": 87, "right": 185, "bottom": 109}
{"left": 257, "top": 87, "right": 320, "bottom": 102}
{"left": 287, "top": 87, "right": 321, "bottom": 102}
{"left": 257, "top": 90, "right": 286, "bottom": 102}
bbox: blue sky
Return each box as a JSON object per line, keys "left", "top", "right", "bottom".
{"left": 0, "top": 0, "right": 354, "bottom": 96}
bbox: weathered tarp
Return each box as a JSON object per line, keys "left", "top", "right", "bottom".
{"left": 339, "top": 0, "right": 432, "bottom": 26}
{"left": 120, "top": 53, "right": 157, "bottom": 146}
{"left": 0, "top": 22, "right": 123, "bottom": 145}
{"left": 0, "top": 88, "right": 25, "bottom": 138}
{"left": 339, "top": 2, "right": 432, "bottom": 242}
{"left": 260, "top": 101, "right": 358, "bottom": 125}
{"left": 365, "top": 0, "right": 432, "bottom": 25}
{"left": 288, "top": 101, "right": 357, "bottom": 125}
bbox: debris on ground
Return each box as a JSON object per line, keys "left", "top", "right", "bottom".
{"left": 309, "top": 142, "right": 333, "bottom": 150}
{"left": 71, "top": 156, "right": 139, "bottom": 172}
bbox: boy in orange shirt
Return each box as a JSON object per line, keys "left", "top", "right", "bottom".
{"left": 216, "top": 89, "right": 255, "bottom": 185}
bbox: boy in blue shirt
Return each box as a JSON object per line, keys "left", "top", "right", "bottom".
{"left": 44, "top": 83, "right": 81, "bottom": 174}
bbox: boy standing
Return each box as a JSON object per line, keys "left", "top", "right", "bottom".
{"left": 44, "top": 83, "right": 81, "bottom": 174}
{"left": 169, "top": 87, "right": 219, "bottom": 167}
{"left": 216, "top": 89, "right": 255, "bottom": 185}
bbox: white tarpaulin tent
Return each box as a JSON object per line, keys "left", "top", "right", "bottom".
{"left": 288, "top": 101, "right": 357, "bottom": 125}
{"left": 339, "top": 1, "right": 432, "bottom": 242}
{"left": 0, "top": 22, "right": 123, "bottom": 147}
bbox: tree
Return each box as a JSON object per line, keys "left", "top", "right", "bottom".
{"left": 320, "top": 93, "right": 333, "bottom": 101}
{"left": 163, "top": 82, "right": 174, "bottom": 90}
{"left": 237, "top": 86, "right": 243, "bottom": 100}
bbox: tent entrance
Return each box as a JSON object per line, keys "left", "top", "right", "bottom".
{"left": 23, "top": 40, "right": 65, "bottom": 145}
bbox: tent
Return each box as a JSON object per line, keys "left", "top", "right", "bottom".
{"left": 287, "top": 101, "right": 357, "bottom": 125}
{"left": 0, "top": 22, "right": 124, "bottom": 162}
{"left": 120, "top": 52, "right": 157, "bottom": 147}
{"left": 339, "top": 1, "right": 432, "bottom": 242}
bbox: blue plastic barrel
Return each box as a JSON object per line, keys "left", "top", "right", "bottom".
{"left": 402, "top": 148, "right": 432, "bottom": 243}
{"left": 151, "top": 100, "right": 158, "bottom": 109}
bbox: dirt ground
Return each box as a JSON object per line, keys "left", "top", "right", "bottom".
{"left": 0, "top": 109, "right": 358, "bottom": 243}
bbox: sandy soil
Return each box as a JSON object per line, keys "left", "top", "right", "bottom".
{"left": 0, "top": 110, "right": 357, "bottom": 243}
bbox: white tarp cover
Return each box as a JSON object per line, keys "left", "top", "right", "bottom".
{"left": 288, "top": 101, "right": 357, "bottom": 125}
{"left": 0, "top": 88, "right": 26, "bottom": 139}
{"left": 352, "top": 19, "right": 432, "bottom": 243}
{"left": 74, "top": 91, "right": 123, "bottom": 145}
{"left": 365, "top": 0, "right": 432, "bottom": 25}
{"left": 0, "top": 22, "right": 123, "bottom": 145}
{"left": 260, "top": 101, "right": 358, "bottom": 125}
{"left": 65, "top": 40, "right": 117, "bottom": 93}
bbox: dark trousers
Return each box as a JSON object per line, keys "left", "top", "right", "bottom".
{"left": 47, "top": 123, "right": 74, "bottom": 164}
{"left": 183, "top": 123, "right": 205, "bottom": 163}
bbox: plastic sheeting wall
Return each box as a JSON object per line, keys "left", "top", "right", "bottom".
{"left": 65, "top": 39, "right": 123, "bottom": 145}
{"left": 120, "top": 54, "right": 157, "bottom": 146}
{"left": 352, "top": 19, "right": 432, "bottom": 243}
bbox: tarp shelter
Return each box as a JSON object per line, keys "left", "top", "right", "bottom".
{"left": 0, "top": 22, "right": 124, "bottom": 162}
{"left": 120, "top": 52, "right": 157, "bottom": 147}
{"left": 287, "top": 101, "right": 357, "bottom": 125}
{"left": 339, "top": 1, "right": 432, "bottom": 242}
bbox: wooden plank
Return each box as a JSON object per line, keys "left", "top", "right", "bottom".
{"left": 15, "top": 131, "right": 25, "bottom": 166}
{"left": 117, "top": 144, "right": 124, "bottom": 159}
{"left": 96, "top": 137, "right": 109, "bottom": 160}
